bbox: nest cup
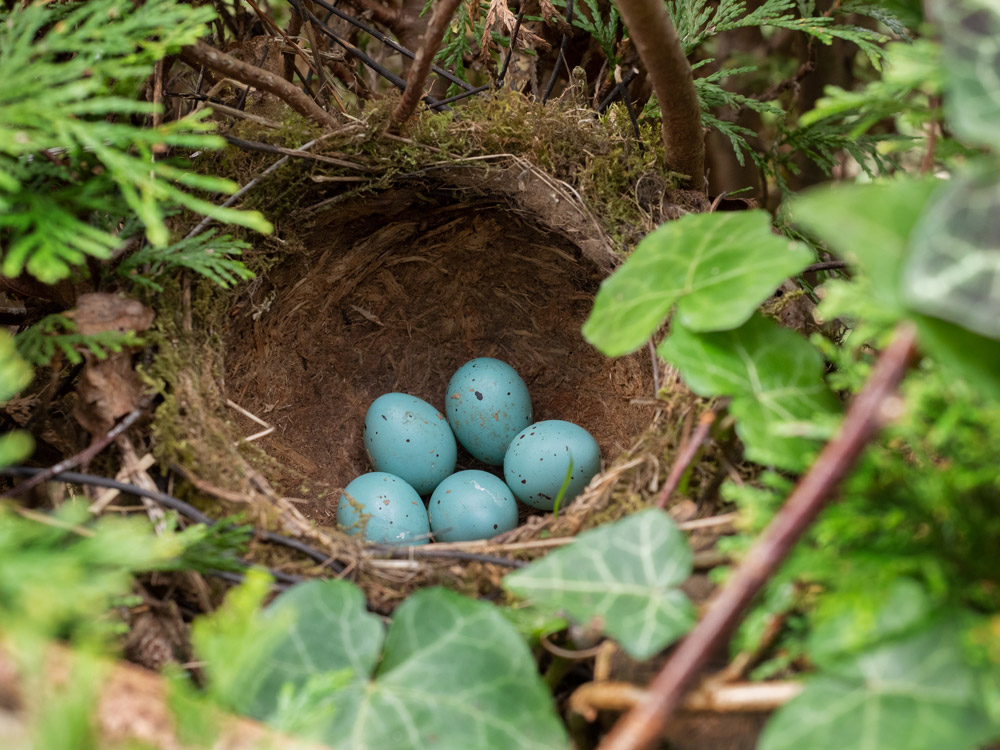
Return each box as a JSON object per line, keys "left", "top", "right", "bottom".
{"left": 223, "top": 180, "right": 654, "bottom": 528}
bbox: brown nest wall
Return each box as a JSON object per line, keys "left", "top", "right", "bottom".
{"left": 223, "top": 179, "right": 655, "bottom": 526}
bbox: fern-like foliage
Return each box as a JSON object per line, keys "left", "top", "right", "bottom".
{"left": 0, "top": 0, "right": 271, "bottom": 284}
{"left": 667, "top": 0, "right": 886, "bottom": 62}
{"left": 117, "top": 231, "right": 255, "bottom": 291}
{"left": 16, "top": 315, "right": 142, "bottom": 367}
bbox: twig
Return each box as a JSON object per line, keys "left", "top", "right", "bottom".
{"left": 0, "top": 467, "right": 347, "bottom": 574}
{"left": 803, "top": 260, "right": 848, "bottom": 273}
{"left": 306, "top": 0, "right": 472, "bottom": 94}
{"left": 497, "top": 2, "right": 527, "bottom": 86}
{"left": 571, "top": 679, "right": 803, "bottom": 722}
{"left": 338, "top": 0, "right": 400, "bottom": 31}
{"left": 597, "top": 68, "right": 639, "bottom": 113}
{"left": 223, "top": 134, "right": 369, "bottom": 169}
{"left": 542, "top": 0, "right": 574, "bottom": 102}
{"left": 178, "top": 40, "right": 340, "bottom": 130}
{"left": 390, "top": 0, "right": 465, "bottom": 126}
{"left": 185, "top": 132, "right": 337, "bottom": 239}
{"left": 655, "top": 409, "right": 716, "bottom": 509}
{"left": 368, "top": 545, "right": 527, "bottom": 567}
{"left": 191, "top": 98, "right": 282, "bottom": 128}
{"left": 598, "top": 322, "right": 919, "bottom": 750}
{"left": 1, "top": 404, "right": 148, "bottom": 499}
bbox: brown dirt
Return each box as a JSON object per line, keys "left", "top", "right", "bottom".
{"left": 223, "top": 185, "right": 655, "bottom": 528}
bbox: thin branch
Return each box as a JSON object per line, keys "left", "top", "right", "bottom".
{"left": 571, "top": 679, "right": 803, "bottom": 722}
{"left": 178, "top": 40, "right": 340, "bottom": 130}
{"left": 0, "top": 467, "right": 347, "bottom": 574}
{"left": 1, "top": 404, "right": 149, "bottom": 499}
{"left": 391, "top": 0, "right": 465, "bottom": 126}
{"left": 368, "top": 546, "right": 527, "bottom": 567}
{"left": 497, "top": 1, "right": 526, "bottom": 85}
{"left": 598, "top": 322, "right": 919, "bottom": 750}
{"left": 803, "top": 260, "right": 848, "bottom": 273}
{"left": 223, "top": 134, "right": 370, "bottom": 169}
{"left": 184, "top": 132, "right": 337, "bottom": 239}
{"left": 308, "top": 0, "right": 474, "bottom": 93}
{"left": 655, "top": 409, "right": 717, "bottom": 509}
{"left": 613, "top": 0, "right": 704, "bottom": 185}
{"left": 542, "top": 0, "right": 575, "bottom": 102}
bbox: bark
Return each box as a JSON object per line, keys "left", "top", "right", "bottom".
{"left": 613, "top": 0, "right": 704, "bottom": 187}
{"left": 179, "top": 40, "right": 340, "bottom": 130}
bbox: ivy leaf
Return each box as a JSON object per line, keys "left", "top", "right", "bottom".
{"left": 790, "top": 178, "right": 939, "bottom": 312}
{"left": 759, "top": 617, "right": 999, "bottom": 750}
{"left": 938, "top": 0, "right": 1000, "bottom": 150}
{"left": 503, "top": 509, "right": 695, "bottom": 659}
{"left": 912, "top": 314, "right": 1000, "bottom": 400}
{"left": 226, "top": 580, "right": 567, "bottom": 750}
{"left": 903, "top": 173, "right": 1000, "bottom": 341}
{"left": 658, "top": 315, "right": 839, "bottom": 471}
{"left": 583, "top": 211, "right": 812, "bottom": 356}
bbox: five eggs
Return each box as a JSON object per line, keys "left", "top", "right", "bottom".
{"left": 337, "top": 357, "right": 601, "bottom": 545}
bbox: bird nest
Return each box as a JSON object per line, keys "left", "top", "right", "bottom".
{"left": 150, "top": 101, "right": 720, "bottom": 609}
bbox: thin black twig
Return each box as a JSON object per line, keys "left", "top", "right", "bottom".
{"left": 434, "top": 83, "right": 491, "bottom": 107}
{"left": 803, "top": 260, "right": 848, "bottom": 273}
{"left": 542, "top": 0, "right": 575, "bottom": 102}
{"left": 307, "top": 0, "right": 474, "bottom": 93}
{"left": 2, "top": 405, "right": 150, "bottom": 499}
{"left": 0, "top": 467, "right": 346, "bottom": 574}
{"left": 235, "top": 45, "right": 270, "bottom": 111}
{"left": 597, "top": 68, "right": 639, "bottom": 113}
{"left": 497, "top": 2, "right": 526, "bottom": 86}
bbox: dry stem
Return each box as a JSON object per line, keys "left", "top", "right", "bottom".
{"left": 598, "top": 322, "right": 919, "bottom": 750}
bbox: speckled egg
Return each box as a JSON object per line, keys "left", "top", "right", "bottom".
{"left": 445, "top": 358, "right": 532, "bottom": 465}
{"left": 337, "top": 472, "right": 430, "bottom": 545}
{"left": 503, "top": 420, "right": 601, "bottom": 511}
{"left": 364, "top": 393, "right": 457, "bottom": 495}
{"left": 428, "top": 470, "right": 519, "bottom": 542}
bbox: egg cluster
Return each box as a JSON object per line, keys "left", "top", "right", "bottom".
{"left": 336, "top": 357, "right": 601, "bottom": 546}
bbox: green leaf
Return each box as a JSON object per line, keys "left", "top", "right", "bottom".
{"left": 0, "top": 329, "right": 33, "bottom": 401}
{"left": 218, "top": 580, "right": 568, "bottom": 750}
{"left": 658, "top": 315, "right": 839, "bottom": 471}
{"left": 583, "top": 211, "right": 812, "bottom": 356}
{"left": 790, "top": 178, "right": 939, "bottom": 313}
{"left": 503, "top": 509, "right": 695, "bottom": 659}
{"left": 912, "top": 314, "right": 1000, "bottom": 400}
{"left": 0, "top": 431, "right": 33, "bottom": 468}
{"left": 760, "top": 618, "right": 999, "bottom": 750}
{"left": 938, "top": 0, "right": 1000, "bottom": 149}
{"left": 902, "top": 172, "right": 1000, "bottom": 340}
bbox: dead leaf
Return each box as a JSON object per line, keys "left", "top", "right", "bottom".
{"left": 68, "top": 294, "right": 154, "bottom": 436}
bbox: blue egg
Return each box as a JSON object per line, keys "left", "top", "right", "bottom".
{"left": 364, "top": 393, "right": 457, "bottom": 495}
{"left": 428, "top": 470, "right": 519, "bottom": 542}
{"left": 503, "top": 420, "right": 601, "bottom": 511}
{"left": 445, "top": 358, "right": 532, "bottom": 465}
{"left": 337, "top": 472, "right": 430, "bottom": 545}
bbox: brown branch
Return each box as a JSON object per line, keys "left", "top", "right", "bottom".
{"left": 655, "top": 409, "right": 717, "bottom": 509}
{"left": 390, "top": 0, "right": 464, "bottom": 127}
{"left": 178, "top": 40, "right": 339, "bottom": 130}
{"left": 612, "top": 0, "right": 704, "bottom": 186}
{"left": 571, "top": 679, "right": 803, "bottom": 722}
{"left": 2, "top": 403, "right": 149, "bottom": 500}
{"left": 598, "top": 322, "right": 920, "bottom": 750}
{"left": 341, "top": 0, "right": 401, "bottom": 30}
